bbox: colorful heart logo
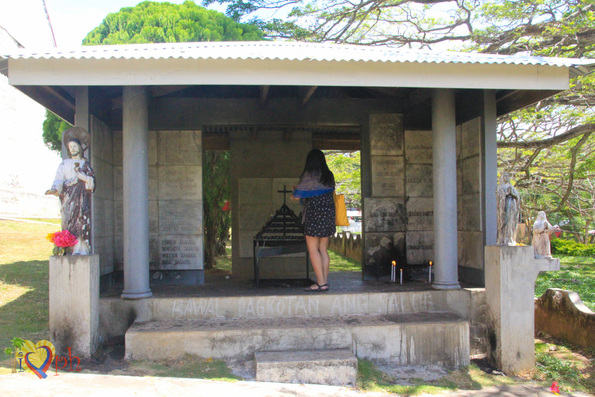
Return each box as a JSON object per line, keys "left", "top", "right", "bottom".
{"left": 19, "top": 340, "right": 55, "bottom": 379}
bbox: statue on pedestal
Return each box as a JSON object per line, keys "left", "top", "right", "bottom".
{"left": 45, "top": 127, "right": 95, "bottom": 255}
{"left": 496, "top": 172, "right": 520, "bottom": 246}
{"left": 532, "top": 211, "right": 561, "bottom": 258}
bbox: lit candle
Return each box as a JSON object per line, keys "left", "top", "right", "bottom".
{"left": 429, "top": 261, "right": 433, "bottom": 283}
{"left": 391, "top": 261, "right": 396, "bottom": 282}
{"left": 400, "top": 269, "right": 403, "bottom": 285}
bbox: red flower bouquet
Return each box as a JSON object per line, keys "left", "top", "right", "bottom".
{"left": 47, "top": 230, "right": 78, "bottom": 255}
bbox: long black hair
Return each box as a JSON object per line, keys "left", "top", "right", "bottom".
{"left": 301, "top": 149, "right": 335, "bottom": 187}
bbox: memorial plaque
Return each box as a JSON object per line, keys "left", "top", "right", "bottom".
{"left": 158, "top": 130, "right": 202, "bottom": 166}
{"left": 405, "top": 130, "right": 432, "bottom": 164}
{"left": 406, "top": 231, "right": 434, "bottom": 265}
{"left": 406, "top": 164, "right": 433, "bottom": 197}
{"left": 459, "top": 194, "right": 481, "bottom": 231}
{"left": 371, "top": 156, "right": 404, "bottom": 197}
{"left": 370, "top": 114, "right": 403, "bottom": 156}
{"left": 461, "top": 156, "right": 480, "bottom": 195}
{"left": 158, "top": 166, "right": 202, "bottom": 200}
{"left": 159, "top": 200, "right": 203, "bottom": 234}
{"left": 364, "top": 198, "right": 406, "bottom": 232}
{"left": 461, "top": 117, "right": 480, "bottom": 159}
{"left": 160, "top": 235, "right": 203, "bottom": 270}
{"left": 406, "top": 197, "right": 434, "bottom": 231}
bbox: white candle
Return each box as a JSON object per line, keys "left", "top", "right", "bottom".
{"left": 400, "top": 269, "right": 403, "bottom": 285}
{"left": 429, "top": 261, "right": 433, "bottom": 283}
{"left": 391, "top": 261, "right": 396, "bottom": 282}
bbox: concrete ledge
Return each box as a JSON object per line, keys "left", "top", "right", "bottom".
{"left": 255, "top": 349, "right": 357, "bottom": 386}
{"left": 535, "top": 288, "right": 595, "bottom": 348}
{"left": 125, "top": 312, "right": 469, "bottom": 368}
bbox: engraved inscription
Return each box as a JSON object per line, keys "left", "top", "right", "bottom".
{"left": 160, "top": 236, "right": 203, "bottom": 270}
{"left": 370, "top": 114, "right": 403, "bottom": 156}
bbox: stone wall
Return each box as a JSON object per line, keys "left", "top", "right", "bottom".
{"left": 535, "top": 288, "right": 595, "bottom": 348}
{"left": 363, "top": 114, "right": 485, "bottom": 283}
{"left": 457, "top": 118, "right": 484, "bottom": 284}
{"left": 91, "top": 116, "right": 115, "bottom": 280}
{"left": 112, "top": 129, "right": 204, "bottom": 284}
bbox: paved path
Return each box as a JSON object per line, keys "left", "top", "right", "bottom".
{"left": 1, "top": 372, "right": 591, "bottom": 397}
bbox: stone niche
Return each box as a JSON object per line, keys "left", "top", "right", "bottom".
{"left": 231, "top": 129, "right": 312, "bottom": 279}
{"left": 112, "top": 130, "right": 204, "bottom": 285}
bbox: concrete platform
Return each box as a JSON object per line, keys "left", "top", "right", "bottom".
{"left": 125, "top": 312, "right": 469, "bottom": 368}
{"left": 255, "top": 349, "right": 357, "bottom": 386}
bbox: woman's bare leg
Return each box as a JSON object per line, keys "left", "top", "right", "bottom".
{"left": 319, "top": 237, "right": 330, "bottom": 287}
{"left": 306, "top": 236, "right": 325, "bottom": 289}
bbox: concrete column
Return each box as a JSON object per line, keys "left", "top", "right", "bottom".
{"left": 121, "top": 86, "right": 152, "bottom": 300}
{"left": 432, "top": 89, "right": 460, "bottom": 290}
{"left": 482, "top": 90, "right": 498, "bottom": 246}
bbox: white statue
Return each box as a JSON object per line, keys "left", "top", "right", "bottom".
{"left": 496, "top": 172, "right": 520, "bottom": 246}
{"left": 532, "top": 211, "right": 561, "bottom": 258}
{"left": 45, "top": 127, "right": 95, "bottom": 255}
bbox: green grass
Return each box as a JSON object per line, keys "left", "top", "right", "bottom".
{"left": 0, "top": 220, "right": 56, "bottom": 355}
{"left": 534, "top": 339, "right": 595, "bottom": 395}
{"left": 535, "top": 255, "right": 595, "bottom": 310}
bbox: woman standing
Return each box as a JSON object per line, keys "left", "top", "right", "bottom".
{"left": 292, "top": 149, "right": 336, "bottom": 291}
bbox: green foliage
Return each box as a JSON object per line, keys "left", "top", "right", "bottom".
{"left": 42, "top": 110, "right": 71, "bottom": 153}
{"left": 325, "top": 151, "right": 360, "bottom": 210}
{"left": 551, "top": 239, "right": 595, "bottom": 257}
{"left": 535, "top": 352, "right": 581, "bottom": 382}
{"left": 83, "top": 1, "right": 262, "bottom": 45}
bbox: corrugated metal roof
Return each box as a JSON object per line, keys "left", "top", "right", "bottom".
{"left": 2, "top": 41, "right": 594, "bottom": 71}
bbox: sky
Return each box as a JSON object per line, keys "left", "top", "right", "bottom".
{"left": 0, "top": 0, "right": 223, "bottom": 49}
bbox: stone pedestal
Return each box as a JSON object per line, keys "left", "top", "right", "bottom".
{"left": 49, "top": 254, "right": 99, "bottom": 358}
{"left": 485, "top": 246, "right": 559, "bottom": 375}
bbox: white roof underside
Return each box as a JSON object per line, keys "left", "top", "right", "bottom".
{"left": 1, "top": 41, "right": 593, "bottom": 88}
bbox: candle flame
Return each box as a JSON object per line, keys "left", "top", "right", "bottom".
{"left": 392, "top": 261, "right": 396, "bottom": 266}
{"left": 429, "top": 261, "right": 433, "bottom": 266}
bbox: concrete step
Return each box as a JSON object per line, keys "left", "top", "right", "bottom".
{"left": 144, "top": 289, "right": 474, "bottom": 321}
{"left": 125, "top": 312, "right": 470, "bottom": 368}
{"left": 255, "top": 349, "right": 357, "bottom": 386}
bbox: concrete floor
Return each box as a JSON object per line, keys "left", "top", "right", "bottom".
{"left": 101, "top": 271, "right": 465, "bottom": 299}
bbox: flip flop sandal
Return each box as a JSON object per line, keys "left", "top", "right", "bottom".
{"left": 304, "top": 283, "right": 322, "bottom": 292}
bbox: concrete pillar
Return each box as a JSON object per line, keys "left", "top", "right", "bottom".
{"left": 432, "top": 89, "right": 460, "bottom": 290}
{"left": 121, "top": 86, "right": 152, "bottom": 300}
{"left": 482, "top": 90, "right": 498, "bottom": 246}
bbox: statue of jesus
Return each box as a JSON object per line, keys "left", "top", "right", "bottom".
{"left": 46, "top": 127, "right": 95, "bottom": 255}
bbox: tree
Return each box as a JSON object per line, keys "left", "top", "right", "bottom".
{"left": 206, "top": 0, "right": 595, "bottom": 241}
{"left": 42, "top": 1, "right": 264, "bottom": 267}
{"left": 326, "top": 151, "right": 361, "bottom": 210}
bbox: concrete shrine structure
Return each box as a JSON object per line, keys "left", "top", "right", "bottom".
{"left": 2, "top": 42, "right": 593, "bottom": 374}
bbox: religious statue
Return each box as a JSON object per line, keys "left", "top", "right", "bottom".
{"left": 532, "top": 211, "right": 561, "bottom": 258}
{"left": 46, "top": 127, "right": 95, "bottom": 255}
{"left": 496, "top": 172, "right": 520, "bottom": 246}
